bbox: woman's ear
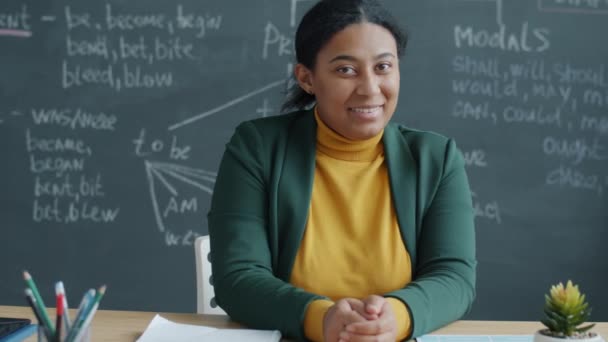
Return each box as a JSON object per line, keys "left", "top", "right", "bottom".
{"left": 294, "top": 63, "right": 314, "bottom": 95}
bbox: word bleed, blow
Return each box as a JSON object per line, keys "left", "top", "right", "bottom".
{"left": 62, "top": 61, "right": 173, "bottom": 90}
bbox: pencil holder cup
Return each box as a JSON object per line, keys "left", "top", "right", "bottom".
{"left": 37, "top": 325, "right": 91, "bottom": 342}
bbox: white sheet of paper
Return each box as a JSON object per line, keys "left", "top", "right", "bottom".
{"left": 136, "top": 315, "right": 282, "bottom": 342}
{"left": 416, "top": 335, "right": 533, "bottom": 342}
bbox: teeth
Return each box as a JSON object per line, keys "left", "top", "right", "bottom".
{"left": 350, "top": 106, "right": 381, "bottom": 113}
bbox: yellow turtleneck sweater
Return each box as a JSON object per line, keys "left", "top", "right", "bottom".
{"left": 289, "top": 110, "right": 412, "bottom": 341}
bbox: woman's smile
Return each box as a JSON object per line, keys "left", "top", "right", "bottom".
{"left": 348, "top": 105, "right": 384, "bottom": 121}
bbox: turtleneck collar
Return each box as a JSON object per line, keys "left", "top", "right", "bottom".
{"left": 314, "top": 107, "right": 384, "bottom": 162}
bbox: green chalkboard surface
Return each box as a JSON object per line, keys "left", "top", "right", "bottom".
{"left": 1, "top": 0, "right": 607, "bottom": 321}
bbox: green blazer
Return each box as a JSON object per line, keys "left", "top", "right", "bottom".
{"left": 208, "top": 109, "right": 476, "bottom": 341}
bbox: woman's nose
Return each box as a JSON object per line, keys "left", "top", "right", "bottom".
{"left": 356, "top": 70, "right": 381, "bottom": 96}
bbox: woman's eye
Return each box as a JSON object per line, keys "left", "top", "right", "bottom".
{"left": 376, "top": 63, "right": 392, "bottom": 72}
{"left": 337, "top": 66, "right": 356, "bottom": 75}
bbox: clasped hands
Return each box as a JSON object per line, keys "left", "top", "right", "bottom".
{"left": 323, "top": 295, "right": 398, "bottom": 342}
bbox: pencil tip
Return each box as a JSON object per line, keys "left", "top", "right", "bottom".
{"left": 99, "top": 285, "right": 107, "bottom": 294}
{"left": 23, "top": 271, "right": 31, "bottom": 279}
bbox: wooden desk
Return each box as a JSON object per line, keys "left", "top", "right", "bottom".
{"left": 2, "top": 305, "right": 607, "bottom": 341}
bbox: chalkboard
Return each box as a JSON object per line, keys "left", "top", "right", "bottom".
{"left": 1, "top": 0, "right": 607, "bottom": 322}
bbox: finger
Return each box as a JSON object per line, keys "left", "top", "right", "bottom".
{"left": 340, "top": 330, "right": 395, "bottom": 342}
{"left": 345, "top": 298, "right": 377, "bottom": 320}
{"left": 363, "top": 295, "right": 385, "bottom": 316}
{"left": 335, "top": 298, "right": 354, "bottom": 312}
{"left": 345, "top": 318, "right": 388, "bottom": 335}
{"left": 378, "top": 300, "right": 394, "bottom": 318}
{"left": 344, "top": 308, "right": 368, "bottom": 324}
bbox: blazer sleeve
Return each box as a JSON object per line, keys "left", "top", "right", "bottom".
{"left": 385, "top": 139, "right": 477, "bottom": 339}
{"left": 207, "top": 121, "right": 325, "bottom": 341}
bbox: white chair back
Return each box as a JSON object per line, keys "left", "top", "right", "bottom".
{"left": 195, "top": 235, "right": 226, "bottom": 315}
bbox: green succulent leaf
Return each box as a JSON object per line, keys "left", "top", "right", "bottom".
{"left": 540, "top": 280, "right": 594, "bottom": 336}
{"left": 576, "top": 324, "right": 596, "bottom": 334}
{"left": 541, "top": 318, "right": 558, "bottom": 331}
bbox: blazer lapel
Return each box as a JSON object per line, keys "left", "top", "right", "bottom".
{"left": 276, "top": 110, "right": 317, "bottom": 280}
{"left": 383, "top": 123, "right": 419, "bottom": 268}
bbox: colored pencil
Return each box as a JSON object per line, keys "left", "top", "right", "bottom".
{"left": 70, "top": 285, "right": 106, "bottom": 342}
{"left": 65, "top": 289, "right": 95, "bottom": 342}
{"left": 55, "top": 293, "right": 63, "bottom": 342}
{"left": 23, "top": 271, "right": 55, "bottom": 335}
{"left": 56, "top": 282, "right": 71, "bottom": 330}
{"left": 25, "top": 288, "right": 53, "bottom": 341}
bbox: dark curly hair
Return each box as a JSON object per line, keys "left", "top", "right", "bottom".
{"left": 281, "top": 0, "right": 408, "bottom": 112}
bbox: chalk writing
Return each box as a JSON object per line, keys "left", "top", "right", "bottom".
{"left": 452, "top": 55, "right": 501, "bottom": 79}
{"left": 165, "top": 229, "right": 201, "bottom": 247}
{"left": 554, "top": 63, "right": 607, "bottom": 87}
{"left": 0, "top": 5, "right": 31, "bottom": 37}
{"left": 145, "top": 161, "right": 215, "bottom": 246}
{"left": 23, "top": 107, "right": 120, "bottom": 224}
{"left": 263, "top": 22, "right": 293, "bottom": 59}
{"left": 542, "top": 136, "right": 607, "bottom": 165}
{"left": 579, "top": 114, "right": 608, "bottom": 135}
{"left": 26, "top": 129, "right": 92, "bottom": 156}
{"left": 30, "top": 108, "right": 117, "bottom": 130}
{"left": 132, "top": 129, "right": 191, "bottom": 160}
{"left": 546, "top": 164, "right": 605, "bottom": 196}
{"left": 583, "top": 88, "right": 608, "bottom": 108}
{"left": 452, "top": 78, "right": 519, "bottom": 99}
{"left": 454, "top": 23, "right": 551, "bottom": 53}
{"left": 60, "top": 4, "right": 222, "bottom": 90}
{"left": 447, "top": 0, "right": 606, "bottom": 215}
{"left": 472, "top": 192, "right": 502, "bottom": 224}
{"left": 163, "top": 197, "right": 197, "bottom": 217}
{"left": 539, "top": 0, "right": 608, "bottom": 13}
{"left": 34, "top": 174, "right": 105, "bottom": 202}
{"left": 463, "top": 149, "right": 489, "bottom": 168}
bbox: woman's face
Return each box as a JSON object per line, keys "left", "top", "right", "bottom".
{"left": 298, "top": 22, "right": 400, "bottom": 140}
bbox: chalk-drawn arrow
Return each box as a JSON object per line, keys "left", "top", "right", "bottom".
{"left": 145, "top": 161, "right": 216, "bottom": 233}
{"left": 168, "top": 79, "right": 284, "bottom": 131}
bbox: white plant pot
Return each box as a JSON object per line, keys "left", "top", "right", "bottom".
{"left": 534, "top": 330, "right": 605, "bottom": 342}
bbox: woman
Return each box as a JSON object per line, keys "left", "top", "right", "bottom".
{"left": 208, "top": 0, "right": 476, "bottom": 341}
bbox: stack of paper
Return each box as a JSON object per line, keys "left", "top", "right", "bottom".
{"left": 137, "top": 315, "right": 281, "bottom": 342}
{"left": 416, "top": 335, "right": 533, "bottom": 342}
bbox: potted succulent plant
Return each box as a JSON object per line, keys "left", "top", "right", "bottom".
{"left": 534, "top": 280, "right": 604, "bottom": 342}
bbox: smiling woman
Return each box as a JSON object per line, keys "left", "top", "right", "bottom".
{"left": 294, "top": 22, "right": 400, "bottom": 140}
{"left": 208, "top": 1, "right": 477, "bottom": 342}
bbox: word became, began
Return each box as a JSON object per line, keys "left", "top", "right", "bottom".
{"left": 26, "top": 129, "right": 92, "bottom": 156}
{"left": 30, "top": 155, "right": 84, "bottom": 176}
